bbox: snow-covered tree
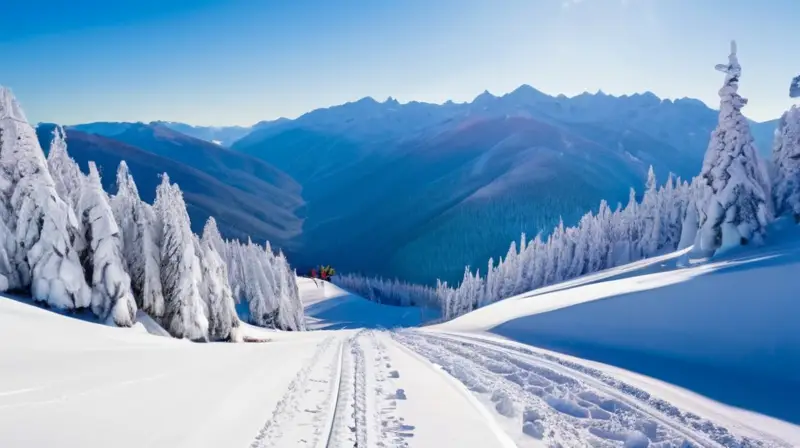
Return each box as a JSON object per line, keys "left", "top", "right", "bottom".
{"left": 273, "top": 251, "right": 306, "bottom": 331}
{"left": 0, "top": 87, "right": 90, "bottom": 307}
{"left": 696, "top": 41, "right": 769, "bottom": 253}
{"left": 155, "top": 174, "right": 208, "bottom": 340}
{"left": 46, "top": 126, "right": 83, "bottom": 209}
{"left": 772, "top": 77, "right": 800, "bottom": 221}
{"left": 199, "top": 218, "right": 240, "bottom": 341}
{"left": 77, "top": 162, "right": 137, "bottom": 326}
{"left": 243, "top": 239, "right": 277, "bottom": 327}
{"left": 111, "top": 161, "right": 165, "bottom": 318}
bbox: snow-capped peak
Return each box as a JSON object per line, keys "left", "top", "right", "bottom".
{"left": 0, "top": 86, "right": 28, "bottom": 123}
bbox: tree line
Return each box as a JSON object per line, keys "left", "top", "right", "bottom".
{"left": 0, "top": 91, "right": 305, "bottom": 340}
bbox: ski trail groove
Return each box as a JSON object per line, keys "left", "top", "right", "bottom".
{"left": 321, "top": 340, "right": 345, "bottom": 448}
{"left": 327, "top": 336, "right": 356, "bottom": 447}
{"left": 350, "top": 332, "right": 368, "bottom": 447}
{"left": 250, "top": 336, "right": 342, "bottom": 448}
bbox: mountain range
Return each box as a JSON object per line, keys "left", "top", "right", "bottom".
{"left": 55, "top": 86, "right": 780, "bottom": 284}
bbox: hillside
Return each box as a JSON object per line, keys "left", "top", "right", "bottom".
{"left": 36, "top": 125, "right": 305, "bottom": 250}
{"left": 232, "top": 87, "right": 779, "bottom": 283}
{"left": 432, "top": 218, "right": 800, "bottom": 426}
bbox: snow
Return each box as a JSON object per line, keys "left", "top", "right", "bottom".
{"left": 132, "top": 309, "right": 171, "bottom": 337}
{"left": 2, "top": 243, "right": 798, "bottom": 447}
{"left": 432, "top": 219, "right": 800, "bottom": 430}
{"left": 0, "top": 295, "right": 327, "bottom": 448}
{"left": 299, "top": 277, "right": 438, "bottom": 329}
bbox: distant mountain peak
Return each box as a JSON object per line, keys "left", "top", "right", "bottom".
{"left": 353, "top": 96, "right": 379, "bottom": 105}
{"left": 474, "top": 90, "right": 496, "bottom": 104}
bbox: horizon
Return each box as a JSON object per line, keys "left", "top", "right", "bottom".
{"left": 1, "top": 0, "right": 798, "bottom": 126}
{"left": 39, "top": 84, "right": 779, "bottom": 129}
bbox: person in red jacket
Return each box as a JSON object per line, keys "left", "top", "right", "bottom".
{"left": 310, "top": 268, "right": 318, "bottom": 279}
{"left": 320, "top": 269, "right": 329, "bottom": 281}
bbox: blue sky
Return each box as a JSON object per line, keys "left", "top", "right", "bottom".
{"left": 1, "top": 0, "right": 796, "bottom": 125}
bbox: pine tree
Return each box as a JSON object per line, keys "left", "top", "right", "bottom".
{"left": 77, "top": 162, "right": 137, "bottom": 326}
{"left": 199, "top": 218, "right": 240, "bottom": 340}
{"left": 696, "top": 41, "right": 769, "bottom": 253}
{"left": 772, "top": 78, "right": 800, "bottom": 221}
{"left": 155, "top": 174, "right": 208, "bottom": 340}
{"left": 46, "top": 126, "right": 83, "bottom": 209}
{"left": 0, "top": 87, "right": 90, "bottom": 308}
{"left": 111, "top": 161, "right": 165, "bottom": 318}
{"left": 243, "top": 239, "right": 276, "bottom": 327}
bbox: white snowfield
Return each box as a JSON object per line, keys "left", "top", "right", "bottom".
{"left": 2, "top": 240, "right": 798, "bottom": 447}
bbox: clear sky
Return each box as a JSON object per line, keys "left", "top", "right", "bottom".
{"left": 1, "top": 0, "right": 796, "bottom": 125}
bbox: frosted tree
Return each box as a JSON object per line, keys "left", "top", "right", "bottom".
{"left": 111, "top": 161, "right": 165, "bottom": 318}
{"left": 772, "top": 76, "right": 800, "bottom": 221}
{"left": 0, "top": 87, "right": 90, "bottom": 307}
{"left": 200, "top": 218, "right": 240, "bottom": 341}
{"left": 639, "top": 167, "right": 663, "bottom": 257}
{"left": 678, "top": 177, "right": 704, "bottom": 250}
{"left": 498, "top": 241, "right": 518, "bottom": 299}
{"left": 46, "top": 126, "right": 83, "bottom": 209}
{"left": 528, "top": 236, "right": 546, "bottom": 291}
{"left": 273, "top": 251, "right": 305, "bottom": 331}
{"left": 155, "top": 174, "right": 208, "bottom": 339}
{"left": 483, "top": 257, "right": 499, "bottom": 305}
{"left": 696, "top": 41, "right": 769, "bottom": 253}
{"left": 243, "top": 239, "right": 277, "bottom": 327}
{"left": 77, "top": 162, "right": 137, "bottom": 326}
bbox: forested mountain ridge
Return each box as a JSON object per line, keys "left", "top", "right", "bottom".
{"left": 230, "top": 86, "right": 778, "bottom": 283}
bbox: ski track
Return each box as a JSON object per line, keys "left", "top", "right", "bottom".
{"left": 439, "top": 332, "right": 793, "bottom": 448}
{"left": 251, "top": 335, "right": 345, "bottom": 448}
{"left": 365, "top": 330, "right": 415, "bottom": 447}
{"left": 392, "top": 330, "right": 792, "bottom": 448}
{"left": 351, "top": 331, "right": 369, "bottom": 447}
{"left": 328, "top": 334, "right": 356, "bottom": 447}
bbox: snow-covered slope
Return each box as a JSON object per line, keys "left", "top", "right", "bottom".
{"left": 3, "top": 271, "right": 796, "bottom": 447}
{"left": 299, "top": 277, "right": 438, "bottom": 330}
{"left": 0, "top": 295, "right": 327, "bottom": 447}
{"left": 0, "top": 295, "right": 513, "bottom": 448}
{"left": 431, "top": 219, "right": 800, "bottom": 427}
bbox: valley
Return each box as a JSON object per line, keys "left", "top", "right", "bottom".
{"left": 62, "top": 87, "right": 780, "bottom": 285}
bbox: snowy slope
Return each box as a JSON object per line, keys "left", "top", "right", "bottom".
{"left": 0, "top": 296, "right": 511, "bottom": 448}
{"left": 3, "top": 267, "right": 796, "bottom": 447}
{"left": 0, "top": 296, "right": 328, "bottom": 448}
{"left": 299, "top": 277, "right": 438, "bottom": 330}
{"left": 431, "top": 219, "right": 800, "bottom": 429}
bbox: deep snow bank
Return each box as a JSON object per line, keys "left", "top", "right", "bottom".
{"left": 434, "top": 220, "right": 800, "bottom": 423}
{"left": 298, "top": 277, "right": 438, "bottom": 330}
